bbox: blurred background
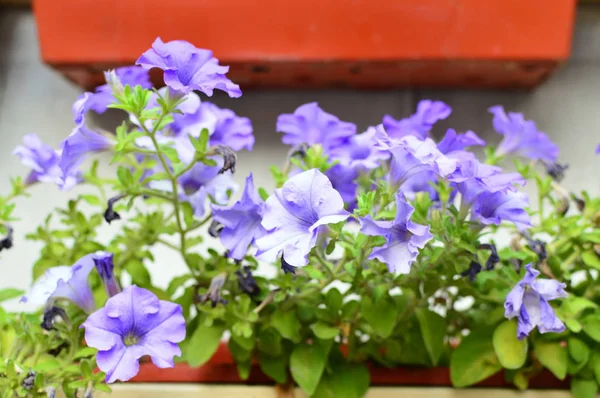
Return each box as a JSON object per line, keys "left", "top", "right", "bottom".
{"left": 0, "top": 1, "right": 598, "bottom": 310}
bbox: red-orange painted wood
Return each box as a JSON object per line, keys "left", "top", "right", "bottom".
{"left": 32, "top": 0, "right": 575, "bottom": 90}
{"left": 130, "top": 343, "right": 569, "bottom": 389}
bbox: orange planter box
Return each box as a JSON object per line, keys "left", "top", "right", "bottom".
{"left": 33, "top": 0, "right": 576, "bottom": 90}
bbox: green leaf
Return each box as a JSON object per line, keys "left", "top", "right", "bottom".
{"left": 311, "top": 322, "right": 340, "bottom": 340}
{"left": 534, "top": 340, "right": 567, "bottom": 380}
{"left": 80, "top": 194, "right": 102, "bottom": 206}
{"left": 185, "top": 323, "right": 225, "bottom": 367}
{"left": 198, "top": 128, "right": 210, "bottom": 153}
{"left": 181, "top": 202, "right": 195, "bottom": 229}
{"left": 492, "top": 320, "right": 528, "bottom": 370}
{"left": 361, "top": 296, "right": 396, "bottom": 338}
{"left": 74, "top": 347, "right": 97, "bottom": 359}
{"left": 325, "top": 288, "right": 343, "bottom": 315}
{"left": 272, "top": 309, "right": 302, "bottom": 343}
{"left": 258, "top": 354, "right": 288, "bottom": 384}
{"left": 571, "top": 379, "right": 598, "bottom": 398}
{"left": 450, "top": 328, "right": 502, "bottom": 387}
{"left": 125, "top": 259, "right": 152, "bottom": 287}
{"left": 94, "top": 384, "right": 112, "bottom": 393}
{"left": 582, "top": 231, "right": 600, "bottom": 243}
{"left": 590, "top": 352, "right": 600, "bottom": 384}
{"left": 290, "top": 341, "right": 331, "bottom": 395}
{"left": 313, "top": 362, "right": 370, "bottom": 398}
{"left": 116, "top": 166, "right": 134, "bottom": 188}
{"left": 166, "top": 274, "right": 194, "bottom": 297}
{"left": 582, "top": 251, "right": 600, "bottom": 270}
{"left": 33, "top": 359, "right": 61, "bottom": 372}
{"left": 0, "top": 288, "right": 24, "bottom": 303}
{"left": 415, "top": 309, "right": 446, "bottom": 365}
{"left": 258, "top": 328, "right": 283, "bottom": 356}
{"left": 569, "top": 338, "right": 590, "bottom": 364}
{"left": 582, "top": 315, "right": 600, "bottom": 342}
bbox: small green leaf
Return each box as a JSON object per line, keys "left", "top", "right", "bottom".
{"left": 311, "top": 322, "right": 340, "bottom": 340}
{"left": 569, "top": 338, "right": 590, "bottom": 364}
{"left": 571, "top": 379, "right": 598, "bottom": 398}
{"left": 290, "top": 341, "right": 331, "bottom": 395}
{"left": 125, "top": 259, "right": 152, "bottom": 287}
{"left": 582, "top": 231, "right": 600, "bottom": 243}
{"left": 259, "top": 354, "right": 288, "bottom": 384}
{"left": 325, "top": 288, "right": 343, "bottom": 315}
{"left": 590, "top": 352, "right": 600, "bottom": 384}
{"left": 94, "top": 384, "right": 112, "bottom": 393}
{"left": 166, "top": 274, "right": 194, "bottom": 297}
{"left": 33, "top": 359, "right": 61, "bottom": 372}
{"left": 582, "top": 315, "right": 600, "bottom": 342}
{"left": 582, "top": 251, "right": 600, "bottom": 270}
{"left": 80, "top": 194, "right": 102, "bottom": 206}
{"left": 258, "top": 187, "right": 270, "bottom": 201}
{"left": 492, "top": 320, "right": 528, "bottom": 370}
{"left": 0, "top": 288, "right": 24, "bottom": 303}
{"left": 258, "top": 328, "right": 283, "bottom": 356}
{"left": 185, "top": 323, "right": 225, "bottom": 367}
{"left": 272, "top": 310, "right": 302, "bottom": 343}
{"left": 181, "top": 202, "right": 195, "bottom": 229}
{"left": 415, "top": 309, "right": 446, "bottom": 365}
{"left": 450, "top": 327, "right": 502, "bottom": 387}
{"left": 313, "top": 362, "right": 370, "bottom": 398}
{"left": 534, "top": 340, "right": 567, "bottom": 380}
{"left": 361, "top": 296, "right": 396, "bottom": 338}
{"left": 198, "top": 128, "right": 210, "bottom": 153}
{"left": 74, "top": 347, "right": 97, "bottom": 359}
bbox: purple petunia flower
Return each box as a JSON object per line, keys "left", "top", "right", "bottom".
{"left": 172, "top": 101, "right": 254, "bottom": 152}
{"left": 505, "top": 264, "right": 567, "bottom": 340}
{"left": 211, "top": 173, "right": 266, "bottom": 260}
{"left": 136, "top": 38, "right": 241, "bottom": 98}
{"left": 82, "top": 285, "right": 186, "bottom": 383}
{"left": 13, "top": 134, "right": 81, "bottom": 190}
{"left": 489, "top": 106, "right": 559, "bottom": 163}
{"left": 376, "top": 130, "right": 456, "bottom": 188}
{"left": 328, "top": 125, "right": 389, "bottom": 170}
{"left": 21, "top": 254, "right": 97, "bottom": 313}
{"left": 255, "top": 169, "right": 350, "bottom": 267}
{"left": 382, "top": 100, "right": 451, "bottom": 140}
{"left": 471, "top": 190, "right": 532, "bottom": 230}
{"left": 325, "top": 163, "right": 360, "bottom": 206}
{"left": 360, "top": 192, "right": 433, "bottom": 274}
{"left": 276, "top": 103, "right": 356, "bottom": 152}
{"left": 437, "top": 129, "right": 485, "bottom": 155}
{"left": 93, "top": 251, "right": 120, "bottom": 297}
{"left": 59, "top": 124, "right": 114, "bottom": 177}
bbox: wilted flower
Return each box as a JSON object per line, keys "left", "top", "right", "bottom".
{"left": 461, "top": 261, "right": 483, "bottom": 281}
{"left": 504, "top": 264, "right": 567, "bottom": 339}
{"left": 489, "top": 106, "right": 559, "bottom": 163}
{"left": 93, "top": 251, "right": 120, "bottom": 297}
{"left": 276, "top": 102, "right": 356, "bottom": 152}
{"left": 382, "top": 99, "right": 451, "bottom": 139}
{"left": 0, "top": 225, "right": 13, "bottom": 252}
{"left": 360, "top": 192, "right": 433, "bottom": 274}
{"left": 21, "top": 254, "right": 97, "bottom": 313}
{"left": 255, "top": 169, "right": 350, "bottom": 267}
{"left": 235, "top": 266, "right": 260, "bottom": 296}
{"left": 13, "top": 134, "right": 81, "bottom": 190}
{"left": 104, "top": 194, "right": 125, "bottom": 224}
{"left": 211, "top": 173, "right": 266, "bottom": 260}
{"left": 41, "top": 306, "right": 68, "bottom": 331}
{"left": 136, "top": 38, "right": 241, "bottom": 97}
{"left": 82, "top": 285, "right": 186, "bottom": 383}
{"left": 471, "top": 191, "right": 532, "bottom": 230}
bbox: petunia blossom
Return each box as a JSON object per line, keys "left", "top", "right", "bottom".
{"left": 382, "top": 100, "right": 451, "bottom": 140}
{"left": 471, "top": 190, "right": 532, "bottom": 230}
{"left": 59, "top": 124, "right": 114, "bottom": 177}
{"left": 93, "top": 251, "right": 121, "bottom": 297}
{"left": 82, "top": 285, "right": 186, "bottom": 383}
{"left": 211, "top": 173, "right": 266, "bottom": 260}
{"left": 505, "top": 264, "right": 567, "bottom": 340}
{"left": 489, "top": 106, "right": 559, "bottom": 163}
{"left": 21, "top": 254, "right": 97, "bottom": 313}
{"left": 255, "top": 169, "right": 350, "bottom": 267}
{"left": 276, "top": 102, "right": 356, "bottom": 152}
{"left": 437, "top": 128, "right": 485, "bottom": 155}
{"left": 13, "top": 134, "right": 80, "bottom": 190}
{"left": 328, "top": 124, "right": 389, "bottom": 170}
{"left": 136, "top": 38, "right": 241, "bottom": 98}
{"left": 360, "top": 192, "right": 433, "bottom": 274}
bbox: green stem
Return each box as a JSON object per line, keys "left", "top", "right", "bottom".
{"left": 157, "top": 238, "right": 180, "bottom": 251}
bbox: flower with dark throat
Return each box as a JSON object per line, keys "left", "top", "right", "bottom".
{"left": 211, "top": 173, "right": 266, "bottom": 260}
{"left": 93, "top": 251, "right": 120, "bottom": 297}
{"left": 136, "top": 38, "right": 241, "bottom": 97}
{"left": 21, "top": 254, "right": 97, "bottom": 313}
{"left": 360, "top": 192, "right": 433, "bottom": 274}
{"left": 504, "top": 264, "right": 567, "bottom": 339}
{"left": 471, "top": 191, "right": 532, "bottom": 230}
{"left": 255, "top": 169, "right": 350, "bottom": 267}
{"left": 82, "top": 285, "right": 186, "bottom": 383}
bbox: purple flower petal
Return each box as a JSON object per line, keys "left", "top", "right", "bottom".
{"left": 471, "top": 190, "right": 531, "bottom": 230}
{"left": 383, "top": 100, "right": 451, "bottom": 139}
{"left": 136, "top": 38, "right": 241, "bottom": 98}
{"left": 255, "top": 169, "right": 349, "bottom": 267}
{"left": 59, "top": 125, "right": 114, "bottom": 177}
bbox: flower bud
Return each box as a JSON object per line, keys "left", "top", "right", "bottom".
{"left": 93, "top": 251, "right": 120, "bottom": 297}
{"left": 103, "top": 69, "right": 124, "bottom": 96}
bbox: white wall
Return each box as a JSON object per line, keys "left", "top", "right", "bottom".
{"left": 0, "top": 7, "right": 599, "bottom": 311}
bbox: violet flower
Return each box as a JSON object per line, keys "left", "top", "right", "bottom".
{"left": 255, "top": 169, "right": 350, "bottom": 267}
{"left": 454, "top": 158, "right": 526, "bottom": 203}
{"left": 211, "top": 173, "right": 266, "bottom": 260}
{"left": 172, "top": 101, "right": 254, "bottom": 152}
{"left": 382, "top": 100, "right": 451, "bottom": 139}
{"left": 82, "top": 285, "right": 186, "bottom": 383}
{"left": 136, "top": 38, "right": 241, "bottom": 98}
{"left": 328, "top": 125, "right": 389, "bottom": 170}
{"left": 489, "top": 106, "right": 559, "bottom": 163}
{"left": 276, "top": 103, "right": 356, "bottom": 152}
{"left": 471, "top": 190, "right": 532, "bottom": 230}
{"left": 93, "top": 251, "right": 120, "bottom": 297}
{"left": 437, "top": 129, "right": 485, "bottom": 155}
{"left": 59, "top": 124, "right": 114, "bottom": 177}
{"left": 505, "top": 264, "right": 567, "bottom": 340}
{"left": 325, "top": 164, "right": 360, "bottom": 205}
{"left": 360, "top": 192, "right": 433, "bottom": 274}
{"left": 13, "top": 134, "right": 81, "bottom": 190}
{"left": 21, "top": 254, "right": 97, "bottom": 313}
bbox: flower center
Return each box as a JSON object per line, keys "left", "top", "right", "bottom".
{"left": 123, "top": 333, "right": 140, "bottom": 346}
